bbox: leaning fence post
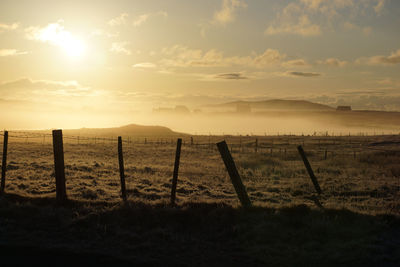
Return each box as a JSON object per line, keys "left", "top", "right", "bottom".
{"left": 171, "top": 138, "right": 182, "bottom": 205}
{"left": 217, "top": 141, "right": 251, "bottom": 207}
{"left": 1, "top": 131, "right": 8, "bottom": 194}
{"left": 118, "top": 136, "right": 127, "bottom": 202}
{"left": 52, "top": 130, "right": 67, "bottom": 202}
{"left": 297, "top": 145, "right": 322, "bottom": 195}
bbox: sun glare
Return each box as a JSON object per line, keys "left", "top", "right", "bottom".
{"left": 61, "top": 38, "right": 86, "bottom": 59}
{"left": 30, "top": 22, "right": 87, "bottom": 60}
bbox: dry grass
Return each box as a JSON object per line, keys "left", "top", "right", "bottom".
{"left": 0, "top": 134, "right": 399, "bottom": 266}
{"left": 2, "top": 135, "right": 399, "bottom": 215}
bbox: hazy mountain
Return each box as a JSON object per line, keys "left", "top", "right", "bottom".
{"left": 61, "top": 124, "right": 184, "bottom": 137}
{"left": 211, "top": 99, "right": 335, "bottom": 111}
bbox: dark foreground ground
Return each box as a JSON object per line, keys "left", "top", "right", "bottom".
{"left": 0, "top": 194, "right": 399, "bottom": 267}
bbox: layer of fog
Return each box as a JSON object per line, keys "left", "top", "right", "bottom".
{"left": 1, "top": 107, "right": 399, "bottom": 136}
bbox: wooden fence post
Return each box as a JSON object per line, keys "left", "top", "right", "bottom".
{"left": 1, "top": 131, "right": 8, "bottom": 194}
{"left": 190, "top": 136, "right": 194, "bottom": 146}
{"left": 255, "top": 138, "right": 258, "bottom": 153}
{"left": 217, "top": 141, "right": 251, "bottom": 207}
{"left": 118, "top": 136, "right": 127, "bottom": 202}
{"left": 52, "top": 130, "right": 67, "bottom": 202}
{"left": 297, "top": 145, "right": 322, "bottom": 195}
{"left": 171, "top": 138, "right": 182, "bottom": 205}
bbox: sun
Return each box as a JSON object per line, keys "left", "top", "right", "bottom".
{"left": 61, "top": 37, "right": 86, "bottom": 59}
{"left": 31, "top": 22, "right": 87, "bottom": 60}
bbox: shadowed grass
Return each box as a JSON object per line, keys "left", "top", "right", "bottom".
{"left": 0, "top": 194, "right": 399, "bottom": 267}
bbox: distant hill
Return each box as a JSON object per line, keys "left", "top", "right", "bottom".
{"left": 61, "top": 124, "right": 184, "bottom": 137}
{"left": 208, "top": 99, "right": 335, "bottom": 112}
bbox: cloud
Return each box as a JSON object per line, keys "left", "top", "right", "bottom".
{"left": 316, "top": 58, "right": 348, "bottom": 67}
{"left": 214, "top": 73, "right": 248, "bottom": 80}
{"left": 0, "top": 22, "right": 19, "bottom": 33}
{"left": 213, "top": 0, "right": 247, "bottom": 25}
{"left": 133, "top": 11, "right": 168, "bottom": 27}
{"left": 309, "top": 89, "right": 400, "bottom": 111}
{"left": 344, "top": 22, "right": 373, "bottom": 36}
{"left": 133, "top": 62, "right": 157, "bottom": 68}
{"left": 90, "top": 29, "right": 118, "bottom": 38}
{"left": 357, "top": 49, "right": 400, "bottom": 65}
{"left": 160, "top": 45, "right": 286, "bottom": 68}
{"left": 266, "top": 1, "right": 384, "bottom": 37}
{"left": 288, "top": 71, "right": 321, "bottom": 77}
{"left": 362, "top": 26, "right": 372, "bottom": 36}
{"left": 110, "top": 42, "right": 131, "bottom": 55}
{"left": 300, "top": 0, "right": 355, "bottom": 16}
{"left": 265, "top": 14, "right": 321, "bottom": 36}
{"left": 374, "top": 0, "right": 385, "bottom": 15}
{"left": 375, "top": 78, "right": 400, "bottom": 87}
{"left": 0, "top": 78, "right": 95, "bottom": 98}
{"left": 108, "top": 13, "right": 129, "bottom": 26}
{"left": 282, "top": 59, "right": 310, "bottom": 67}
{"left": 0, "top": 49, "right": 28, "bottom": 57}
{"left": 25, "top": 21, "right": 86, "bottom": 57}
{"left": 265, "top": 2, "right": 322, "bottom": 36}
{"left": 343, "top": 21, "right": 358, "bottom": 30}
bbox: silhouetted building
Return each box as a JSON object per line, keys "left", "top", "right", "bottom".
{"left": 174, "top": 105, "right": 190, "bottom": 114}
{"left": 336, "top": 105, "right": 352, "bottom": 111}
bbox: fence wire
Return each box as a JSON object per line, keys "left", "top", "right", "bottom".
{"left": 0, "top": 129, "right": 399, "bottom": 214}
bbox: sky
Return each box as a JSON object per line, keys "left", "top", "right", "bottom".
{"left": 0, "top": 0, "right": 400, "bottom": 129}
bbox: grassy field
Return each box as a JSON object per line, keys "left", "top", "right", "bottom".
{"left": 0, "top": 134, "right": 399, "bottom": 266}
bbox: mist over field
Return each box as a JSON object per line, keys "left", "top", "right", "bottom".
{"left": 2, "top": 99, "right": 399, "bottom": 135}
{"left": 1, "top": 0, "right": 400, "bottom": 266}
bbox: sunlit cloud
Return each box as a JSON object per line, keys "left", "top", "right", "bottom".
{"left": 133, "top": 11, "right": 167, "bottom": 27}
{"left": 213, "top": 0, "right": 247, "bottom": 25}
{"left": 356, "top": 49, "right": 400, "bottom": 65}
{"left": 0, "top": 78, "right": 97, "bottom": 99}
{"left": 282, "top": 59, "right": 310, "bottom": 67}
{"left": 90, "top": 29, "right": 118, "bottom": 38}
{"left": 0, "top": 22, "right": 19, "bottom": 32}
{"left": 266, "top": 0, "right": 385, "bottom": 37}
{"left": 159, "top": 45, "right": 287, "bottom": 68}
{"left": 374, "top": 0, "right": 386, "bottom": 15}
{"left": 0, "top": 49, "right": 28, "bottom": 57}
{"left": 133, "top": 62, "right": 157, "bottom": 68}
{"left": 110, "top": 42, "right": 131, "bottom": 55}
{"left": 25, "top": 21, "right": 87, "bottom": 58}
{"left": 343, "top": 21, "right": 373, "bottom": 36}
{"left": 108, "top": 13, "right": 129, "bottom": 26}
{"left": 316, "top": 58, "right": 348, "bottom": 67}
{"left": 265, "top": 14, "right": 321, "bottom": 36}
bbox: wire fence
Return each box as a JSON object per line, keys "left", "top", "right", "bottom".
{"left": 0, "top": 130, "right": 399, "bottom": 214}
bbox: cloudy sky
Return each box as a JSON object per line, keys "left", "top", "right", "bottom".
{"left": 1, "top": 0, "right": 400, "bottom": 128}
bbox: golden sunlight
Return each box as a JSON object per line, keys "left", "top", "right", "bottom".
{"left": 61, "top": 37, "right": 86, "bottom": 59}
{"left": 27, "top": 22, "right": 87, "bottom": 59}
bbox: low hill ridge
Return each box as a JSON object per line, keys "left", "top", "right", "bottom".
{"left": 212, "top": 99, "right": 334, "bottom": 111}
{"left": 61, "top": 124, "right": 183, "bottom": 137}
